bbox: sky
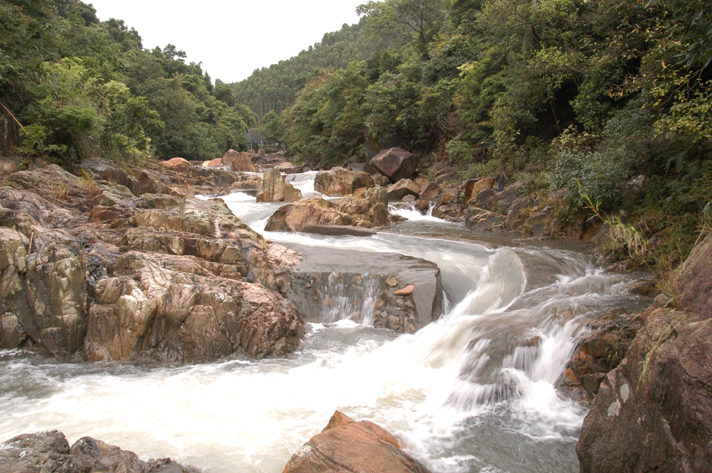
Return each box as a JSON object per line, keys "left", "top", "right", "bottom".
{"left": 87, "top": 0, "right": 368, "bottom": 84}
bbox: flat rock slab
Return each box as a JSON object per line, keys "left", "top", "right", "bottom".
{"left": 282, "top": 243, "right": 443, "bottom": 332}
{"left": 302, "top": 225, "right": 377, "bottom": 237}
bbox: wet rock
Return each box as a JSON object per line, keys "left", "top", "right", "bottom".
{"left": 282, "top": 244, "right": 443, "bottom": 332}
{"left": 334, "top": 187, "right": 388, "bottom": 227}
{"left": 314, "top": 167, "right": 374, "bottom": 196}
{"left": 265, "top": 197, "right": 351, "bottom": 232}
{"left": 222, "top": 149, "right": 257, "bottom": 172}
{"left": 256, "top": 168, "right": 302, "bottom": 202}
{"left": 85, "top": 251, "right": 304, "bottom": 362}
{"left": 558, "top": 311, "right": 641, "bottom": 403}
{"left": 283, "top": 411, "right": 431, "bottom": 473}
{"left": 369, "top": 147, "right": 420, "bottom": 182}
{"left": 302, "top": 225, "right": 377, "bottom": 237}
{"left": 577, "top": 233, "right": 712, "bottom": 472}
{"left": 387, "top": 179, "right": 420, "bottom": 201}
{"left": 465, "top": 208, "right": 506, "bottom": 232}
{"left": 0, "top": 430, "right": 199, "bottom": 473}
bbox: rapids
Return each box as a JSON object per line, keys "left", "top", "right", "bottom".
{"left": 0, "top": 172, "right": 651, "bottom": 472}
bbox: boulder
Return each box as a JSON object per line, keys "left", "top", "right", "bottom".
{"left": 419, "top": 182, "right": 441, "bottom": 200}
{"left": 267, "top": 188, "right": 388, "bottom": 232}
{"left": 275, "top": 161, "right": 304, "bottom": 174}
{"left": 464, "top": 177, "right": 495, "bottom": 202}
{"left": 202, "top": 158, "right": 223, "bottom": 167}
{"left": 576, "top": 232, "right": 712, "bottom": 472}
{"left": 283, "top": 411, "right": 431, "bottom": 473}
{"left": 334, "top": 187, "right": 389, "bottom": 227}
{"left": 314, "top": 167, "right": 374, "bottom": 196}
{"left": 497, "top": 180, "right": 529, "bottom": 207}
{"left": 160, "top": 157, "right": 191, "bottom": 167}
{"left": 265, "top": 198, "right": 351, "bottom": 232}
{"left": 256, "top": 168, "right": 302, "bottom": 202}
{"left": 474, "top": 188, "right": 498, "bottom": 210}
{"left": 369, "top": 148, "right": 420, "bottom": 182}
{"left": 0, "top": 430, "right": 199, "bottom": 473}
{"left": 222, "top": 149, "right": 257, "bottom": 172}
{"left": 387, "top": 179, "right": 420, "bottom": 201}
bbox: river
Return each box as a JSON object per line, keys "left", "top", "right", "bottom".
{"left": 0, "top": 172, "right": 650, "bottom": 472}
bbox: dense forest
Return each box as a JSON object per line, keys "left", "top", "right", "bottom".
{"left": 0, "top": 0, "right": 257, "bottom": 163}
{"left": 230, "top": 20, "right": 392, "bottom": 117}
{"left": 242, "top": 0, "right": 710, "bottom": 266}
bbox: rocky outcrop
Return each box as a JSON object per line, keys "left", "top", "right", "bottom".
{"left": 256, "top": 168, "right": 302, "bottom": 202}
{"left": 369, "top": 148, "right": 420, "bottom": 182}
{"left": 283, "top": 411, "right": 431, "bottom": 473}
{"left": 0, "top": 162, "right": 306, "bottom": 362}
{"left": 282, "top": 244, "right": 443, "bottom": 332}
{"left": 265, "top": 188, "right": 389, "bottom": 232}
{"left": 464, "top": 208, "right": 505, "bottom": 232}
{"left": 557, "top": 310, "right": 642, "bottom": 403}
{"left": 0, "top": 430, "right": 198, "bottom": 473}
{"left": 314, "top": 167, "right": 374, "bottom": 196}
{"left": 265, "top": 197, "right": 351, "bottom": 232}
{"left": 387, "top": 179, "right": 420, "bottom": 201}
{"left": 222, "top": 149, "right": 257, "bottom": 173}
{"left": 576, "top": 232, "right": 712, "bottom": 472}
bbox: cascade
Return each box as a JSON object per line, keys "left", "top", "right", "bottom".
{"left": 0, "top": 172, "right": 650, "bottom": 473}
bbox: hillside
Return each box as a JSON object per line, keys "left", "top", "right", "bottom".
{"left": 230, "top": 19, "right": 391, "bottom": 117}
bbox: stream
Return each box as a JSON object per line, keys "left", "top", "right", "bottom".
{"left": 0, "top": 172, "right": 650, "bottom": 472}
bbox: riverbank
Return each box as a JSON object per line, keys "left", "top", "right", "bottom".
{"left": 0, "top": 154, "right": 706, "bottom": 472}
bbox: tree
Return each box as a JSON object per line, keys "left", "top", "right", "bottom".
{"left": 357, "top": 0, "right": 451, "bottom": 59}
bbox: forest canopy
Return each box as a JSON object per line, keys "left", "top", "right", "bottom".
{"left": 0, "top": 0, "right": 256, "bottom": 164}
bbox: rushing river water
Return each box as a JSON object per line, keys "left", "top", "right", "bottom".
{"left": 0, "top": 172, "right": 650, "bottom": 472}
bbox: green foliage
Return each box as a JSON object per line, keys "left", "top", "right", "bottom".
{"left": 1, "top": 0, "right": 258, "bottom": 164}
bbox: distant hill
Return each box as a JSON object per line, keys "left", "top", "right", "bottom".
{"left": 230, "top": 19, "right": 387, "bottom": 118}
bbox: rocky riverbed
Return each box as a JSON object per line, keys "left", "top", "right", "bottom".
{"left": 0, "top": 150, "right": 709, "bottom": 472}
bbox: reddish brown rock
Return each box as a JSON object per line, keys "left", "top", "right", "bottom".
{"left": 387, "top": 179, "right": 420, "bottom": 201}
{"left": 395, "top": 285, "right": 415, "bottom": 296}
{"left": 202, "top": 158, "right": 223, "bottom": 167}
{"left": 283, "top": 411, "right": 431, "bottom": 473}
{"left": 464, "top": 177, "right": 495, "bottom": 202}
{"left": 577, "top": 232, "right": 712, "bottom": 472}
{"left": 222, "top": 149, "right": 257, "bottom": 172}
{"left": 256, "top": 168, "right": 302, "bottom": 203}
{"left": 314, "top": 167, "right": 374, "bottom": 196}
{"left": 160, "top": 157, "right": 191, "bottom": 167}
{"left": 369, "top": 148, "right": 420, "bottom": 182}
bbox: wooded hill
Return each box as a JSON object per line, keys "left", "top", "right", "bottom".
{"left": 230, "top": 20, "right": 393, "bottom": 117}
{"left": 256, "top": 0, "right": 711, "bottom": 267}
{"left": 0, "top": 0, "right": 257, "bottom": 163}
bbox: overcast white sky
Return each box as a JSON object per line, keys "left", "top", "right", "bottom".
{"left": 87, "top": 0, "right": 368, "bottom": 84}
